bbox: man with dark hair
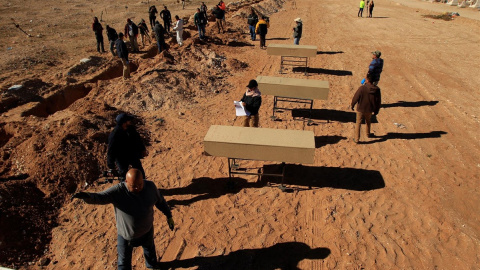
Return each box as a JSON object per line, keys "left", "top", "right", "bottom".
{"left": 153, "top": 21, "right": 166, "bottom": 53}
{"left": 107, "top": 113, "right": 147, "bottom": 178}
{"left": 368, "top": 50, "right": 383, "bottom": 85}
{"left": 255, "top": 16, "right": 269, "bottom": 49}
{"left": 160, "top": 6, "right": 172, "bottom": 33}
{"left": 351, "top": 73, "right": 382, "bottom": 143}
{"left": 92, "top": 17, "right": 106, "bottom": 53}
{"left": 72, "top": 168, "right": 175, "bottom": 270}
{"left": 106, "top": 25, "right": 118, "bottom": 56}
{"left": 124, "top": 18, "right": 139, "bottom": 52}
{"left": 200, "top": 2, "right": 208, "bottom": 20}
{"left": 115, "top": 33, "right": 130, "bottom": 79}
{"left": 247, "top": 8, "right": 258, "bottom": 41}
{"left": 138, "top": 19, "right": 151, "bottom": 48}
{"left": 212, "top": 5, "right": 225, "bottom": 33}
{"left": 148, "top": 5, "right": 158, "bottom": 29}
{"left": 194, "top": 8, "right": 207, "bottom": 40}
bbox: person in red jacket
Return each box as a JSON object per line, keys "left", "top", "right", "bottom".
{"left": 351, "top": 73, "right": 382, "bottom": 143}
{"left": 124, "top": 18, "right": 139, "bottom": 52}
{"left": 92, "top": 17, "right": 105, "bottom": 53}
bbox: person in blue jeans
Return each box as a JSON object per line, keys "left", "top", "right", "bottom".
{"left": 73, "top": 169, "right": 175, "bottom": 270}
{"left": 247, "top": 8, "right": 258, "bottom": 41}
{"left": 194, "top": 8, "right": 207, "bottom": 40}
{"left": 293, "top": 18, "right": 302, "bottom": 45}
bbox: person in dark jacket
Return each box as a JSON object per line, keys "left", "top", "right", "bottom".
{"left": 160, "top": 6, "right": 172, "bottom": 33}
{"left": 106, "top": 25, "right": 118, "bottom": 56}
{"left": 240, "top": 79, "right": 262, "bottom": 127}
{"left": 255, "top": 16, "right": 269, "bottom": 49}
{"left": 200, "top": 2, "right": 208, "bottom": 21}
{"left": 92, "top": 17, "right": 106, "bottom": 53}
{"left": 138, "top": 19, "right": 151, "bottom": 47}
{"left": 107, "top": 113, "right": 147, "bottom": 178}
{"left": 148, "top": 5, "right": 158, "bottom": 29}
{"left": 124, "top": 19, "right": 139, "bottom": 52}
{"left": 368, "top": 0, "right": 375, "bottom": 17}
{"left": 72, "top": 168, "right": 175, "bottom": 270}
{"left": 153, "top": 21, "right": 166, "bottom": 53}
{"left": 115, "top": 33, "right": 130, "bottom": 79}
{"left": 194, "top": 8, "right": 207, "bottom": 40}
{"left": 212, "top": 5, "right": 225, "bottom": 33}
{"left": 293, "top": 18, "right": 302, "bottom": 45}
{"left": 351, "top": 73, "right": 381, "bottom": 143}
{"left": 368, "top": 50, "right": 384, "bottom": 85}
{"left": 247, "top": 8, "right": 258, "bottom": 41}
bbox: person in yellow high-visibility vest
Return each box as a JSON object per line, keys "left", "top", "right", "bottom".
{"left": 358, "top": 0, "right": 365, "bottom": 17}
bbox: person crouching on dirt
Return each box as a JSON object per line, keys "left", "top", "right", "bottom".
{"left": 72, "top": 168, "right": 175, "bottom": 270}
{"left": 255, "top": 16, "right": 269, "bottom": 49}
{"left": 154, "top": 21, "right": 166, "bottom": 54}
{"left": 138, "top": 19, "right": 151, "bottom": 48}
{"left": 240, "top": 79, "right": 262, "bottom": 127}
{"left": 92, "top": 17, "right": 105, "bottom": 53}
{"left": 106, "top": 25, "right": 118, "bottom": 57}
{"left": 107, "top": 113, "right": 148, "bottom": 179}
{"left": 124, "top": 18, "right": 139, "bottom": 52}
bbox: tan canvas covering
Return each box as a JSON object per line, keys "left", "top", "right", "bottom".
{"left": 267, "top": 44, "right": 318, "bottom": 57}
{"left": 256, "top": 76, "right": 329, "bottom": 100}
{"left": 204, "top": 125, "right": 315, "bottom": 164}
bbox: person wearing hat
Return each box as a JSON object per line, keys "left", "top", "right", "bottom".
{"left": 115, "top": 33, "right": 130, "bottom": 79}
{"left": 239, "top": 80, "right": 262, "bottom": 127}
{"left": 367, "top": 50, "right": 383, "bottom": 85}
{"left": 107, "top": 113, "right": 148, "bottom": 179}
{"left": 293, "top": 18, "right": 302, "bottom": 45}
{"left": 351, "top": 73, "right": 381, "bottom": 143}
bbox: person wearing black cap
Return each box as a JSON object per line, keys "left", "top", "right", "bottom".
{"left": 107, "top": 113, "right": 148, "bottom": 179}
{"left": 240, "top": 79, "right": 262, "bottom": 127}
{"left": 367, "top": 50, "right": 383, "bottom": 85}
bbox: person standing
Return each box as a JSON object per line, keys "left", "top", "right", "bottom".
{"left": 350, "top": 73, "right": 381, "bottom": 143}
{"left": 368, "top": 50, "right": 384, "bottom": 85}
{"left": 240, "top": 80, "right": 262, "bottom": 127}
{"left": 173, "top": 15, "right": 184, "bottom": 46}
{"left": 218, "top": 0, "right": 227, "bottom": 24}
{"left": 106, "top": 25, "right": 118, "bottom": 57}
{"left": 138, "top": 19, "right": 151, "bottom": 48}
{"left": 92, "top": 17, "right": 106, "bottom": 53}
{"left": 115, "top": 33, "right": 130, "bottom": 79}
{"left": 200, "top": 2, "right": 208, "bottom": 20}
{"left": 181, "top": 0, "right": 186, "bottom": 9}
{"left": 369, "top": 0, "right": 375, "bottom": 17}
{"left": 194, "top": 8, "right": 207, "bottom": 40}
{"left": 107, "top": 113, "right": 148, "bottom": 178}
{"left": 124, "top": 19, "right": 139, "bottom": 52}
{"left": 247, "top": 8, "right": 258, "bottom": 41}
{"left": 148, "top": 5, "right": 158, "bottom": 29}
{"left": 255, "top": 16, "right": 269, "bottom": 49}
{"left": 153, "top": 21, "right": 166, "bottom": 54}
{"left": 72, "top": 168, "right": 175, "bottom": 270}
{"left": 160, "top": 6, "right": 172, "bottom": 33}
{"left": 212, "top": 5, "right": 225, "bottom": 33}
{"left": 293, "top": 18, "right": 302, "bottom": 45}
{"left": 358, "top": 0, "right": 365, "bottom": 17}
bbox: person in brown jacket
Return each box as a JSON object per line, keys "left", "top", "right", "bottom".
{"left": 351, "top": 73, "right": 381, "bottom": 143}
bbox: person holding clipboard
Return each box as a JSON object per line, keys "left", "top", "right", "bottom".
{"left": 235, "top": 79, "right": 262, "bottom": 127}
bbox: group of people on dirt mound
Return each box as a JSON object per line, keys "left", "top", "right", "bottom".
{"left": 80, "top": 2, "right": 384, "bottom": 269}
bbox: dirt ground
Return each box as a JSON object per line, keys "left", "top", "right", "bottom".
{"left": 1, "top": 0, "right": 480, "bottom": 269}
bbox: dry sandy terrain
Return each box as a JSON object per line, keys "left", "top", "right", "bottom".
{"left": 1, "top": 0, "right": 480, "bottom": 269}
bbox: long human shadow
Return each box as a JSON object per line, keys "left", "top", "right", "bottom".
{"left": 362, "top": 131, "right": 447, "bottom": 144}
{"left": 382, "top": 101, "right": 439, "bottom": 108}
{"left": 292, "top": 109, "right": 378, "bottom": 123}
{"left": 266, "top": 37, "right": 289, "bottom": 40}
{"left": 317, "top": 51, "right": 344, "bottom": 55}
{"left": 162, "top": 242, "right": 330, "bottom": 270}
{"left": 293, "top": 67, "right": 352, "bottom": 76}
{"left": 161, "top": 177, "right": 264, "bottom": 207}
{"left": 315, "top": 135, "right": 347, "bottom": 148}
{"left": 262, "top": 164, "right": 385, "bottom": 191}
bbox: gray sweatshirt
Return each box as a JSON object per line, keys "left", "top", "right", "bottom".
{"left": 83, "top": 180, "right": 172, "bottom": 240}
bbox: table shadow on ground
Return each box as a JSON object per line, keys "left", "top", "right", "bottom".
{"left": 382, "top": 100, "right": 438, "bottom": 108}
{"left": 162, "top": 242, "right": 330, "bottom": 270}
{"left": 293, "top": 67, "right": 352, "bottom": 76}
{"left": 317, "top": 51, "right": 344, "bottom": 55}
{"left": 161, "top": 177, "right": 264, "bottom": 207}
{"left": 291, "top": 109, "right": 378, "bottom": 123}
{"left": 262, "top": 164, "right": 385, "bottom": 191}
{"left": 315, "top": 135, "right": 347, "bottom": 148}
{"left": 361, "top": 131, "right": 447, "bottom": 144}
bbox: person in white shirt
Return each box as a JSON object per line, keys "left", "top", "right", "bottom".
{"left": 173, "top": 15, "right": 184, "bottom": 46}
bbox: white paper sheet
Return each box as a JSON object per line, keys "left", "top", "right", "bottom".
{"left": 234, "top": 101, "right": 250, "bottom": 116}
